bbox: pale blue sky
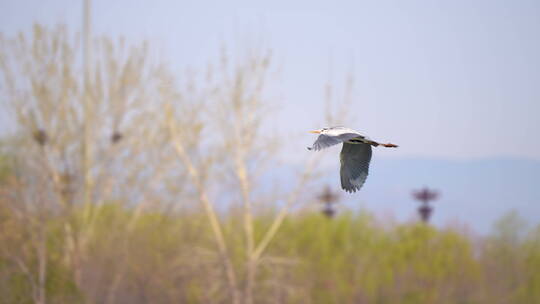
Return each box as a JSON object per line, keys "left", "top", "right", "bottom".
{"left": 1, "top": 0, "right": 539, "bottom": 160}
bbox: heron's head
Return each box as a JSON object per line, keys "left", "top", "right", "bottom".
{"left": 309, "top": 128, "right": 329, "bottom": 134}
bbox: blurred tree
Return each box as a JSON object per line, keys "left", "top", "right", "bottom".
{"left": 0, "top": 24, "right": 193, "bottom": 303}
{"left": 412, "top": 187, "right": 439, "bottom": 223}
{"left": 480, "top": 211, "right": 529, "bottom": 303}
{"left": 317, "top": 185, "right": 340, "bottom": 218}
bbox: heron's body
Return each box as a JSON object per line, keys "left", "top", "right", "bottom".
{"left": 308, "top": 127, "right": 398, "bottom": 193}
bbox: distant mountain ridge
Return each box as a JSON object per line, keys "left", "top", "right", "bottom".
{"left": 271, "top": 157, "right": 540, "bottom": 234}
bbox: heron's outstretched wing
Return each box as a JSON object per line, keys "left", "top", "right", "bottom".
{"left": 340, "top": 142, "right": 372, "bottom": 193}
{"left": 308, "top": 133, "right": 361, "bottom": 151}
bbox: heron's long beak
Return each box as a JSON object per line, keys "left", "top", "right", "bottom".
{"left": 309, "top": 130, "right": 321, "bottom": 134}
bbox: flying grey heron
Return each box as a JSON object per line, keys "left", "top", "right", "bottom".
{"left": 308, "top": 127, "right": 398, "bottom": 193}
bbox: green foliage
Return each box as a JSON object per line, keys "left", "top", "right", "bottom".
{"left": 520, "top": 225, "right": 540, "bottom": 303}
{"left": 0, "top": 147, "right": 11, "bottom": 184}
{"left": 265, "top": 213, "right": 480, "bottom": 304}
{"left": 1, "top": 202, "right": 539, "bottom": 303}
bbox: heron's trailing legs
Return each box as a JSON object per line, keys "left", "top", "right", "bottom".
{"left": 361, "top": 139, "right": 398, "bottom": 148}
